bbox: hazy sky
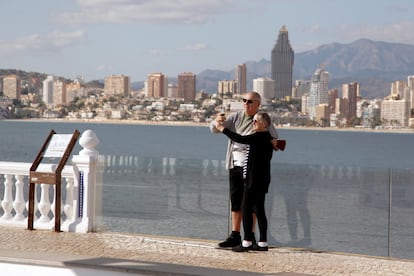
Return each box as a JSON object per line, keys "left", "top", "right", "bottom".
{"left": 1, "top": 0, "right": 413, "bottom": 82}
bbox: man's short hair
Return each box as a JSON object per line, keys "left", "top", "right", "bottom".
{"left": 247, "top": 91, "right": 261, "bottom": 104}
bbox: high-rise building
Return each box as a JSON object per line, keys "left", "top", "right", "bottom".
{"left": 390, "top": 80, "right": 406, "bottom": 100}
{"left": 293, "top": 80, "right": 310, "bottom": 99}
{"left": 407, "top": 75, "right": 414, "bottom": 110}
{"left": 315, "top": 104, "right": 330, "bottom": 126}
{"left": 271, "top": 25, "right": 294, "bottom": 99}
{"left": 147, "top": 73, "right": 166, "bottom": 98}
{"left": 177, "top": 72, "right": 196, "bottom": 101}
{"left": 53, "top": 79, "right": 67, "bottom": 106}
{"left": 218, "top": 80, "right": 237, "bottom": 96}
{"left": 235, "top": 64, "right": 246, "bottom": 95}
{"left": 2, "top": 75, "right": 21, "bottom": 100}
{"left": 342, "top": 82, "right": 359, "bottom": 121}
{"left": 307, "top": 66, "right": 329, "bottom": 120}
{"left": 66, "top": 80, "right": 86, "bottom": 103}
{"left": 328, "top": 89, "right": 338, "bottom": 114}
{"left": 381, "top": 99, "right": 410, "bottom": 127}
{"left": 104, "top": 75, "right": 130, "bottom": 97}
{"left": 167, "top": 84, "right": 178, "bottom": 98}
{"left": 253, "top": 77, "right": 275, "bottom": 105}
{"left": 301, "top": 94, "right": 309, "bottom": 114}
{"left": 42, "top": 75, "right": 57, "bottom": 108}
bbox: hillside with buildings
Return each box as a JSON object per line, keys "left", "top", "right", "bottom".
{"left": 1, "top": 37, "right": 414, "bottom": 129}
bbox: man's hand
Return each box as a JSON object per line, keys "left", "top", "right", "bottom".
{"left": 215, "top": 112, "right": 226, "bottom": 124}
{"left": 270, "top": 138, "right": 279, "bottom": 150}
{"left": 271, "top": 139, "right": 286, "bottom": 151}
{"left": 215, "top": 121, "right": 225, "bottom": 132}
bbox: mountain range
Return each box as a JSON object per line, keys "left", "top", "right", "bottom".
{"left": 196, "top": 39, "right": 414, "bottom": 99}
{"left": 2, "top": 39, "right": 414, "bottom": 100}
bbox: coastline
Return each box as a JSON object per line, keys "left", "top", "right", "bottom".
{"left": 3, "top": 118, "right": 414, "bottom": 133}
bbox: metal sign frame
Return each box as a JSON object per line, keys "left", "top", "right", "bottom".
{"left": 28, "top": 129, "right": 80, "bottom": 232}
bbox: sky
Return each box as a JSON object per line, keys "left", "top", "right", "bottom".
{"left": 1, "top": 0, "right": 413, "bottom": 83}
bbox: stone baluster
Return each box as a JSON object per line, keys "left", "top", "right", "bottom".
{"left": 12, "top": 175, "right": 26, "bottom": 222}
{"left": 50, "top": 185, "right": 57, "bottom": 228}
{"left": 211, "top": 160, "right": 219, "bottom": 176}
{"left": 202, "top": 159, "right": 209, "bottom": 176}
{"left": 70, "top": 129, "right": 100, "bottom": 233}
{"left": 169, "top": 157, "right": 175, "bottom": 175}
{"left": 64, "top": 176, "right": 75, "bottom": 222}
{"left": 1, "top": 174, "right": 14, "bottom": 220}
{"left": 220, "top": 160, "right": 226, "bottom": 175}
{"left": 162, "top": 157, "right": 168, "bottom": 175}
{"left": 37, "top": 184, "right": 51, "bottom": 223}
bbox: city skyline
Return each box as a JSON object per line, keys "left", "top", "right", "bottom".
{"left": 1, "top": 0, "right": 414, "bottom": 83}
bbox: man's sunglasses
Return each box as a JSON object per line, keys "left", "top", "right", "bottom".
{"left": 242, "top": 98, "right": 254, "bottom": 104}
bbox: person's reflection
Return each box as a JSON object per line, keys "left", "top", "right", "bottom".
{"left": 279, "top": 164, "right": 312, "bottom": 246}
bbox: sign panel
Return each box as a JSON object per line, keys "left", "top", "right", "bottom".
{"left": 44, "top": 134, "right": 73, "bottom": 158}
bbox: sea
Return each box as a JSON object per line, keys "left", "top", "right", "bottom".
{"left": 1, "top": 120, "right": 413, "bottom": 169}
{"left": 1, "top": 120, "right": 414, "bottom": 259}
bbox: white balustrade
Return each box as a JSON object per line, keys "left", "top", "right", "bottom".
{"left": 0, "top": 129, "right": 101, "bottom": 233}
{"left": 1, "top": 174, "right": 14, "bottom": 221}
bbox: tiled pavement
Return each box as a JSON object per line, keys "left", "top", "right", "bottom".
{"left": 0, "top": 226, "right": 413, "bottom": 275}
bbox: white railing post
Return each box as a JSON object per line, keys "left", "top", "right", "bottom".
{"left": 13, "top": 175, "right": 26, "bottom": 222}
{"left": 70, "top": 129, "right": 100, "bottom": 233}
{"left": 1, "top": 174, "right": 14, "bottom": 221}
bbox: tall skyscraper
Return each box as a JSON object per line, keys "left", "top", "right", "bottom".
{"left": 342, "top": 82, "right": 359, "bottom": 121}
{"left": 407, "top": 75, "right": 414, "bottom": 110}
{"left": 147, "top": 73, "right": 166, "bottom": 98}
{"left": 381, "top": 99, "right": 410, "bottom": 127}
{"left": 218, "top": 80, "right": 237, "bottom": 96}
{"left": 104, "top": 75, "right": 131, "bottom": 97}
{"left": 271, "top": 25, "right": 294, "bottom": 99}
{"left": 42, "top": 75, "right": 57, "bottom": 108}
{"left": 307, "top": 66, "right": 329, "bottom": 120}
{"left": 53, "top": 79, "right": 67, "bottom": 106}
{"left": 177, "top": 72, "right": 196, "bottom": 101}
{"left": 235, "top": 64, "right": 246, "bottom": 95}
{"left": 253, "top": 77, "right": 275, "bottom": 105}
{"left": 2, "top": 75, "right": 21, "bottom": 100}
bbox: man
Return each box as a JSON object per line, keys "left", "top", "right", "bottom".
{"left": 209, "top": 91, "right": 279, "bottom": 248}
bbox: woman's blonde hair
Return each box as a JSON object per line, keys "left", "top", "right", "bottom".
{"left": 255, "top": 112, "right": 271, "bottom": 127}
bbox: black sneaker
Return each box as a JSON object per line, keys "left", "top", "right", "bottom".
{"left": 232, "top": 244, "right": 252, "bottom": 252}
{"left": 218, "top": 235, "right": 241, "bottom": 248}
{"left": 252, "top": 241, "right": 269, "bottom": 251}
{"left": 252, "top": 244, "right": 268, "bottom": 251}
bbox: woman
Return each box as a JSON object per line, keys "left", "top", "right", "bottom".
{"left": 216, "top": 112, "right": 275, "bottom": 252}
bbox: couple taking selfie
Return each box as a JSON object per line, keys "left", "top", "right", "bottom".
{"left": 210, "top": 91, "right": 285, "bottom": 252}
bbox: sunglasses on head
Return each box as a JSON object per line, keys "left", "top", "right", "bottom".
{"left": 242, "top": 98, "right": 254, "bottom": 104}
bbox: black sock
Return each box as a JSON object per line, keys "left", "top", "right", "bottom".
{"left": 231, "top": 231, "right": 240, "bottom": 237}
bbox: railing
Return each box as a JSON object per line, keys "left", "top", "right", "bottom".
{"left": 0, "top": 162, "right": 77, "bottom": 230}
{"left": 1, "top": 133, "right": 414, "bottom": 260}
{"left": 0, "top": 129, "right": 102, "bottom": 233}
{"left": 98, "top": 156, "right": 414, "bottom": 260}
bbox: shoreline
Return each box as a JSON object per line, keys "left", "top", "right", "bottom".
{"left": 3, "top": 118, "right": 414, "bottom": 133}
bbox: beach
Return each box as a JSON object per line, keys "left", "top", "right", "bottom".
{"left": 6, "top": 118, "right": 414, "bottom": 134}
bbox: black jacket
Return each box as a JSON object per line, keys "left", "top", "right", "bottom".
{"left": 223, "top": 128, "right": 273, "bottom": 193}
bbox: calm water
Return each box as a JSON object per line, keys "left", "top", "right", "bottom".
{"left": 0, "top": 120, "right": 413, "bottom": 169}
{"left": 1, "top": 120, "right": 414, "bottom": 259}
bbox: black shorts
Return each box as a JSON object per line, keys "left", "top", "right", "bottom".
{"left": 229, "top": 166, "right": 244, "bottom": 212}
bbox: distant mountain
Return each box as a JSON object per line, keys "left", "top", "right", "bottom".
{"left": 196, "top": 39, "right": 414, "bottom": 99}
{"left": 4, "top": 39, "right": 414, "bottom": 100}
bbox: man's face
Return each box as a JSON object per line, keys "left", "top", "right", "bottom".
{"left": 243, "top": 93, "right": 260, "bottom": 116}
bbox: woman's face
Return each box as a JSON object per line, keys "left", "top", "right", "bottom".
{"left": 253, "top": 115, "right": 266, "bottom": 132}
